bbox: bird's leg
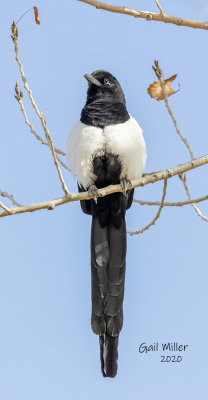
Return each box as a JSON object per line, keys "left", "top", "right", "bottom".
{"left": 120, "top": 178, "right": 132, "bottom": 196}
{"left": 88, "top": 185, "right": 99, "bottom": 204}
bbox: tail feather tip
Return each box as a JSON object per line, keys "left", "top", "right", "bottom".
{"left": 99, "top": 333, "right": 119, "bottom": 378}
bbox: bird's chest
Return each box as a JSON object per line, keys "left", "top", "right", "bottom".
{"left": 66, "top": 117, "right": 146, "bottom": 189}
{"left": 83, "top": 124, "right": 132, "bottom": 160}
{"left": 79, "top": 125, "right": 129, "bottom": 187}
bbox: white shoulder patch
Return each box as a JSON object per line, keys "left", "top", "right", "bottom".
{"left": 66, "top": 116, "right": 147, "bottom": 189}
{"left": 66, "top": 120, "right": 104, "bottom": 188}
{"left": 104, "top": 115, "right": 146, "bottom": 181}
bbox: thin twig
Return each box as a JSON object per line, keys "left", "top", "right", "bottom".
{"left": 16, "top": 95, "right": 70, "bottom": 170}
{"left": 153, "top": 60, "right": 208, "bottom": 222}
{"left": 78, "top": 0, "right": 208, "bottom": 30}
{"left": 179, "top": 174, "right": 208, "bottom": 222}
{"left": 0, "top": 201, "right": 12, "bottom": 214}
{"left": 155, "top": 0, "right": 164, "bottom": 16}
{"left": 18, "top": 97, "right": 65, "bottom": 155}
{"left": 15, "top": 8, "right": 33, "bottom": 26}
{"left": 1, "top": 154, "right": 208, "bottom": 218}
{"left": 57, "top": 156, "right": 70, "bottom": 171}
{"left": 0, "top": 189, "right": 22, "bottom": 207}
{"left": 153, "top": 60, "right": 194, "bottom": 160}
{"left": 134, "top": 194, "right": 208, "bottom": 207}
{"left": 12, "top": 31, "right": 71, "bottom": 197}
{"left": 128, "top": 179, "right": 168, "bottom": 235}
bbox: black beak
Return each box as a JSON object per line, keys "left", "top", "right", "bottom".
{"left": 84, "top": 74, "right": 102, "bottom": 87}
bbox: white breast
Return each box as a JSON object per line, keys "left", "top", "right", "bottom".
{"left": 66, "top": 115, "right": 147, "bottom": 189}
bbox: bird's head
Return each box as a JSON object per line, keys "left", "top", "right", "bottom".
{"left": 84, "top": 70, "right": 126, "bottom": 104}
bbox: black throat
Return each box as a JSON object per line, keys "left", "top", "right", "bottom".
{"left": 80, "top": 100, "right": 130, "bottom": 128}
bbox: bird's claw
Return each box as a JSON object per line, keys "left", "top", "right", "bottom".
{"left": 88, "top": 185, "right": 99, "bottom": 203}
{"left": 120, "top": 178, "right": 132, "bottom": 196}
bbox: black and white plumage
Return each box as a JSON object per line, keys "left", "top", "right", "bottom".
{"left": 66, "top": 70, "right": 146, "bottom": 377}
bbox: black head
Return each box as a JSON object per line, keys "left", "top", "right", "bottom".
{"left": 81, "top": 70, "right": 129, "bottom": 127}
{"left": 84, "top": 70, "right": 126, "bottom": 104}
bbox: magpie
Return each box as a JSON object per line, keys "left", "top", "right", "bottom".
{"left": 66, "top": 70, "right": 146, "bottom": 377}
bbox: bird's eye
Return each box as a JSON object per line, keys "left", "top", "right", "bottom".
{"left": 104, "top": 78, "right": 110, "bottom": 86}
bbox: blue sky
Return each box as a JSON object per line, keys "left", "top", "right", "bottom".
{"left": 1, "top": 0, "right": 208, "bottom": 398}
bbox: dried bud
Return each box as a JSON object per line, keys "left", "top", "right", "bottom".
{"left": 11, "top": 21, "right": 16, "bottom": 34}
{"left": 15, "top": 82, "right": 19, "bottom": 95}
{"left": 152, "top": 60, "right": 162, "bottom": 79}
{"left": 34, "top": 6, "right": 41, "bottom": 24}
{"left": 20, "top": 90, "right": 23, "bottom": 98}
{"left": 15, "top": 27, "right": 18, "bottom": 38}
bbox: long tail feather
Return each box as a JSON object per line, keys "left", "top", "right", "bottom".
{"left": 99, "top": 333, "right": 119, "bottom": 378}
{"left": 91, "top": 215, "right": 126, "bottom": 377}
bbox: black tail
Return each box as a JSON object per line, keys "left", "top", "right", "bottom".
{"left": 91, "top": 215, "right": 126, "bottom": 378}
{"left": 99, "top": 333, "right": 119, "bottom": 378}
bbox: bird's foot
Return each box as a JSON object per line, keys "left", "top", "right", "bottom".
{"left": 88, "top": 185, "right": 99, "bottom": 203}
{"left": 120, "top": 178, "right": 132, "bottom": 196}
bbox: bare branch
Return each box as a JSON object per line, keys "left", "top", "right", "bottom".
{"left": 0, "top": 189, "right": 22, "bottom": 207}
{"left": 0, "top": 201, "right": 12, "bottom": 214}
{"left": 179, "top": 174, "right": 208, "bottom": 222}
{"left": 153, "top": 60, "right": 208, "bottom": 222}
{"left": 12, "top": 31, "right": 71, "bottom": 197}
{"left": 153, "top": 60, "right": 194, "bottom": 160}
{"left": 15, "top": 93, "right": 70, "bottom": 170}
{"left": 134, "top": 195, "right": 208, "bottom": 207}
{"left": 78, "top": 0, "right": 208, "bottom": 30}
{"left": 56, "top": 156, "right": 71, "bottom": 171}
{"left": 1, "top": 154, "right": 208, "bottom": 218}
{"left": 155, "top": 0, "right": 164, "bottom": 16}
{"left": 128, "top": 179, "right": 167, "bottom": 235}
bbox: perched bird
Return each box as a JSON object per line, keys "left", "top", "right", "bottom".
{"left": 66, "top": 70, "right": 146, "bottom": 377}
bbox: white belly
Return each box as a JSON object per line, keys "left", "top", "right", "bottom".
{"left": 66, "top": 115, "right": 147, "bottom": 189}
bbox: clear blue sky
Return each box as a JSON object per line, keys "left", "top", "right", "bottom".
{"left": 1, "top": 1, "right": 208, "bottom": 398}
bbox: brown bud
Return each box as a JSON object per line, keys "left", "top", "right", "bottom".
{"left": 15, "top": 82, "right": 19, "bottom": 95}
{"left": 11, "top": 21, "right": 16, "bottom": 34}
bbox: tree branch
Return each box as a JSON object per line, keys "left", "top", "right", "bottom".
{"left": 128, "top": 178, "right": 167, "bottom": 235}
{"left": 179, "top": 174, "right": 208, "bottom": 222}
{"left": 1, "top": 154, "right": 208, "bottom": 218}
{"left": 155, "top": 0, "right": 164, "bottom": 17}
{"left": 0, "top": 189, "right": 22, "bottom": 207}
{"left": 12, "top": 27, "right": 71, "bottom": 196}
{"left": 78, "top": 0, "right": 208, "bottom": 30}
{"left": 152, "top": 60, "right": 208, "bottom": 222}
{"left": 153, "top": 61, "right": 194, "bottom": 160}
{"left": 134, "top": 194, "right": 208, "bottom": 207}
{"left": 18, "top": 96, "right": 65, "bottom": 156}
{"left": 0, "top": 201, "right": 12, "bottom": 214}
{"left": 15, "top": 88, "right": 70, "bottom": 171}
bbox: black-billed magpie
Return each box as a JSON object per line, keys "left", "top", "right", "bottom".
{"left": 66, "top": 70, "right": 146, "bottom": 378}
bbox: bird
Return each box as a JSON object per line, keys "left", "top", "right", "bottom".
{"left": 66, "top": 70, "right": 146, "bottom": 378}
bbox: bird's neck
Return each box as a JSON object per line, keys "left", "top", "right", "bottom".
{"left": 80, "top": 99, "right": 130, "bottom": 128}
